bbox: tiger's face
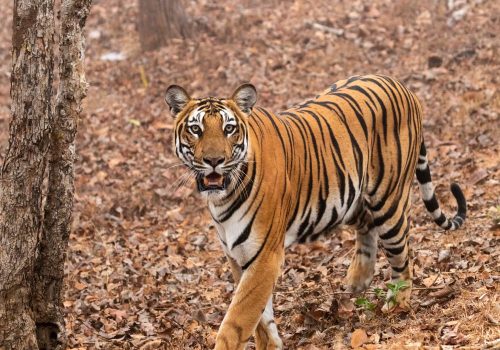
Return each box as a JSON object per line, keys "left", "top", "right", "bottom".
{"left": 165, "top": 84, "right": 257, "bottom": 196}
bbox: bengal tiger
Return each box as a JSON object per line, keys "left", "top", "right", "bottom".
{"left": 164, "top": 75, "right": 466, "bottom": 350}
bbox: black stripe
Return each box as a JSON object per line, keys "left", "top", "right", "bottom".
{"left": 451, "top": 183, "right": 467, "bottom": 219}
{"left": 384, "top": 245, "right": 405, "bottom": 256}
{"left": 376, "top": 78, "right": 403, "bottom": 182}
{"left": 286, "top": 195, "right": 301, "bottom": 231}
{"left": 356, "top": 249, "right": 371, "bottom": 258}
{"left": 296, "top": 209, "right": 312, "bottom": 241}
{"left": 259, "top": 108, "right": 288, "bottom": 159}
{"left": 323, "top": 206, "right": 339, "bottom": 233}
{"left": 368, "top": 135, "right": 385, "bottom": 196}
{"left": 419, "top": 142, "right": 427, "bottom": 156}
{"left": 231, "top": 199, "right": 263, "bottom": 249}
{"left": 347, "top": 85, "right": 378, "bottom": 108}
{"left": 423, "top": 195, "right": 439, "bottom": 212}
{"left": 298, "top": 223, "right": 315, "bottom": 243}
{"left": 379, "top": 214, "right": 405, "bottom": 240}
{"left": 334, "top": 92, "right": 368, "bottom": 139}
{"left": 347, "top": 75, "right": 361, "bottom": 84}
{"left": 434, "top": 214, "right": 446, "bottom": 226}
{"left": 219, "top": 162, "right": 256, "bottom": 222}
{"left": 346, "top": 177, "right": 356, "bottom": 209}
{"left": 392, "top": 258, "right": 409, "bottom": 273}
{"left": 365, "top": 85, "right": 388, "bottom": 143}
{"left": 283, "top": 112, "right": 310, "bottom": 170}
{"left": 416, "top": 166, "right": 432, "bottom": 184}
{"left": 304, "top": 106, "right": 347, "bottom": 181}
{"left": 385, "top": 223, "right": 408, "bottom": 246}
{"left": 334, "top": 154, "right": 346, "bottom": 207}
{"left": 242, "top": 225, "right": 273, "bottom": 270}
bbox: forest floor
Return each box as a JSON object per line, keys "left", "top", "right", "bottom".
{"left": 0, "top": 0, "right": 499, "bottom": 349}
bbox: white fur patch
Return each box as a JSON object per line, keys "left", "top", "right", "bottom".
{"left": 430, "top": 208, "right": 442, "bottom": 219}
{"left": 419, "top": 182, "right": 434, "bottom": 201}
{"left": 260, "top": 296, "right": 283, "bottom": 349}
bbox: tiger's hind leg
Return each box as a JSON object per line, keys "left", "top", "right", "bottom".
{"left": 375, "top": 208, "right": 412, "bottom": 311}
{"left": 346, "top": 209, "right": 378, "bottom": 293}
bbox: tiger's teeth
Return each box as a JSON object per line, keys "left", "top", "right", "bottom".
{"left": 204, "top": 173, "right": 224, "bottom": 187}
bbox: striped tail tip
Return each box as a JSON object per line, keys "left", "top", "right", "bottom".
{"left": 417, "top": 142, "right": 466, "bottom": 231}
{"left": 434, "top": 183, "right": 466, "bottom": 231}
{"left": 450, "top": 182, "right": 466, "bottom": 228}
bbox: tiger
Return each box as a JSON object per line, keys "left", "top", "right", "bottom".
{"left": 164, "top": 74, "right": 466, "bottom": 350}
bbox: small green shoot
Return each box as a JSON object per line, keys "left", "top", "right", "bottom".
{"left": 387, "top": 280, "right": 410, "bottom": 293}
{"left": 386, "top": 280, "right": 410, "bottom": 303}
{"left": 373, "top": 287, "right": 386, "bottom": 299}
{"left": 355, "top": 296, "right": 376, "bottom": 311}
{"left": 354, "top": 282, "right": 410, "bottom": 315}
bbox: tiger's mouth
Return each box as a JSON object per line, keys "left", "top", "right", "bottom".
{"left": 196, "top": 172, "right": 230, "bottom": 192}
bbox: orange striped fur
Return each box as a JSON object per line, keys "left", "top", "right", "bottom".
{"left": 165, "top": 75, "right": 466, "bottom": 349}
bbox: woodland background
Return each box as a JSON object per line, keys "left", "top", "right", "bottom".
{"left": 0, "top": 0, "right": 498, "bottom": 349}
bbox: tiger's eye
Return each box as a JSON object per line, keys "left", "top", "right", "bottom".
{"left": 189, "top": 125, "right": 201, "bottom": 134}
{"left": 224, "top": 125, "right": 236, "bottom": 134}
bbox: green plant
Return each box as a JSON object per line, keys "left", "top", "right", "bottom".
{"left": 355, "top": 296, "right": 376, "bottom": 311}
{"left": 386, "top": 280, "right": 410, "bottom": 303}
{"left": 373, "top": 287, "right": 385, "bottom": 299}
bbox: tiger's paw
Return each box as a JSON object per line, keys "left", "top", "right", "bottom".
{"left": 255, "top": 335, "right": 283, "bottom": 350}
{"left": 255, "top": 323, "right": 283, "bottom": 350}
{"left": 345, "top": 254, "right": 375, "bottom": 293}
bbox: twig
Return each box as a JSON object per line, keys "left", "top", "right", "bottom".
{"left": 169, "top": 316, "right": 207, "bottom": 350}
{"left": 306, "top": 21, "right": 345, "bottom": 36}
{"left": 80, "top": 321, "right": 115, "bottom": 342}
{"left": 413, "top": 285, "right": 447, "bottom": 291}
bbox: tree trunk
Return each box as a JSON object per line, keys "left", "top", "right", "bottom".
{"left": 138, "top": 0, "right": 191, "bottom": 51}
{"left": 0, "top": 1, "right": 92, "bottom": 349}
{"left": 32, "top": 1, "right": 92, "bottom": 349}
{"left": 0, "top": 0, "right": 55, "bottom": 348}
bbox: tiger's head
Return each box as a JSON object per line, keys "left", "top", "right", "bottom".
{"left": 165, "top": 84, "right": 257, "bottom": 196}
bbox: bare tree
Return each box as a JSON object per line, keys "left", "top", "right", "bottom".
{"left": 0, "top": 0, "right": 92, "bottom": 349}
{"left": 138, "top": 0, "right": 191, "bottom": 51}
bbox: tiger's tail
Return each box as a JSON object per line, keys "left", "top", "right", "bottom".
{"left": 416, "top": 141, "right": 467, "bottom": 230}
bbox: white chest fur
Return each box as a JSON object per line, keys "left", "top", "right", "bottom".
{"left": 208, "top": 201, "right": 261, "bottom": 267}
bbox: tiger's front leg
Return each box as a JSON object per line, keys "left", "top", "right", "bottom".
{"left": 215, "top": 250, "right": 284, "bottom": 350}
{"left": 225, "top": 255, "right": 282, "bottom": 349}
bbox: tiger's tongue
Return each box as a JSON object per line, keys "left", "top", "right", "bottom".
{"left": 203, "top": 173, "right": 224, "bottom": 187}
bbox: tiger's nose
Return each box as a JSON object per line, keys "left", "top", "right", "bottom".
{"left": 203, "top": 157, "right": 225, "bottom": 168}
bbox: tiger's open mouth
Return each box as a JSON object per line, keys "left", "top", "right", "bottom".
{"left": 197, "top": 172, "right": 230, "bottom": 192}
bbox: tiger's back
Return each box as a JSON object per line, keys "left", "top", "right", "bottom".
{"left": 241, "top": 75, "right": 423, "bottom": 246}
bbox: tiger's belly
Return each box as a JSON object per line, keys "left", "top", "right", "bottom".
{"left": 284, "top": 190, "right": 362, "bottom": 247}
{"left": 209, "top": 189, "right": 362, "bottom": 267}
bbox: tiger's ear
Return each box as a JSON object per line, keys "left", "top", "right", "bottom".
{"left": 231, "top": 83, "right": 257, "bottom": 114}
{"left": 165, "top": 85, "right": 191, "bottom": 116}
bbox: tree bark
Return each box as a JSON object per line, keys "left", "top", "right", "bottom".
{"left": 0, "top": 0, "right": 92, "bottom": 349}
{"left": 138, "top": 0, "right": 191, "bottom": 51}
{"left": 0, "top": 0, "right": 55, "bottom": 348}
{"left": 32, "top": 2, "right": 92, "bottom": 349}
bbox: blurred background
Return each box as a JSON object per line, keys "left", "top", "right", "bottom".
{"left": 0, "top": 0, "right": 498, "bottom": 349}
